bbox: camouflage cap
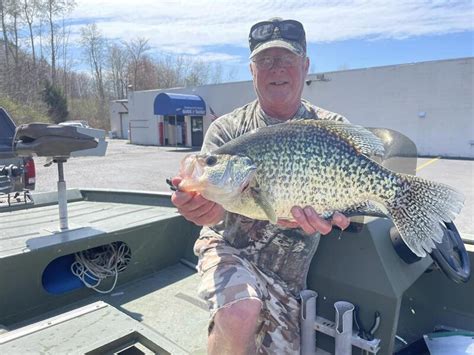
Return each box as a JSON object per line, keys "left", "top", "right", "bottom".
{"left": 249, "top": 18, "right": 306, "bottom": 59}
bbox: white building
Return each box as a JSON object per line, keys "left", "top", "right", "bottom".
{"left": 110, "top": 57, "right": 473, "bottom": 158}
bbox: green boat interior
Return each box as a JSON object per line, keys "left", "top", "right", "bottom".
{"left": 0, "top": 118, "right": 473, "bottom": 354}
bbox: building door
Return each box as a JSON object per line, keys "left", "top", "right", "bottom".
{"left": 120, "top": 113, "right": 129, "bottom": 139}
{"left": 191, "top": 116, "right": 203, "bottom": 147}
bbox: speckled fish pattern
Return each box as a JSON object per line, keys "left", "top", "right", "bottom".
{"left": 199, "top": 120, "right": 464, "bottom": 257}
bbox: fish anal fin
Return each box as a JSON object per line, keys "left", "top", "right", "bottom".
{"left": 339, "top": 200, "right": 388, "bottom": 218}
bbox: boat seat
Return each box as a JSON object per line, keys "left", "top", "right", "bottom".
{"left": 13, "top": 123, "right": 97, "bottom": 158}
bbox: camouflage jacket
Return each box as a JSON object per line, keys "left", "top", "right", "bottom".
{"left": 194, "top": 99, "right": 348, "bottom": 296}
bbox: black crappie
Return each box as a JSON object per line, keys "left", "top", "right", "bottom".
{"left": 178, "top": 120, "right": 464, "bottom": 257}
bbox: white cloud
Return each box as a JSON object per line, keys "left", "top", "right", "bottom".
{"left": 69, "top": 0, "right": 473, "bottom": 58}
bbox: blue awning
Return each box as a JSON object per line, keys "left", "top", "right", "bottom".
{"left": 154, "top": 93, "right": 206, "bottom": 116}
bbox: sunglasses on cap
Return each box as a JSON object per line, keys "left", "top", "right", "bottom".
{"left": 249, "top": 19, "right": 305, "bottom": 52}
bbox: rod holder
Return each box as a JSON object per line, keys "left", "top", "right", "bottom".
{"left": 300, "top": 292, "right": 381, "bottom": 354}
{"left": 334, "top": 301, "right": 355, "bottom": 355}
{"left": 300, "top": 290, "right": 318, "bottom": 355}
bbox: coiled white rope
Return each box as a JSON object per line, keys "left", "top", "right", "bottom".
{"left": 71, "top": 242, "right": 131, "bottom": 294}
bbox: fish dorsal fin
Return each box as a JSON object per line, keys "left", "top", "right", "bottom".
{"left": 294, "top": 120, "right": 385, "bottom": 157}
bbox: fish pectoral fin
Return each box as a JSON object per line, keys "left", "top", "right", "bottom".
{"left": 250, "top": 187, "right": 277, "bottom": 224}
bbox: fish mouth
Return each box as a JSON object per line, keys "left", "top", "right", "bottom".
{"left": 177, "top": 154, "right": 206, "bottom": 192}
{"left": 178, "top": 179, "right": 206, "bottom": 193}
{"left": 179, "top": 154, "right": 199, "bottom": 177}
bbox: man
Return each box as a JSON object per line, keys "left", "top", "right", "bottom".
{"left": 171, "top": 18, "right": 350, "bottom": 354}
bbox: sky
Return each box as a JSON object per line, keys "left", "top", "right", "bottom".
{"left": 69, "top": 0, "right": 474, "bottom": 82}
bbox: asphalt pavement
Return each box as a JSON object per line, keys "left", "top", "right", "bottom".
{"left": 34, "top": 139, "right": 195, "bottom": 193}
{"left": 33, "top": 139, "right": 473, "bottom": 239}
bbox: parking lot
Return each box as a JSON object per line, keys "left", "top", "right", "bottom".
{"left": 34, "top": 139, "right": 473, "bottom": 239}
{"left": 34, "top": 139, "right": 195, "bottom": 193}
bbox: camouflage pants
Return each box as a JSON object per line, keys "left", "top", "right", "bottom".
{"left": 195, "top": 236, "right": 301, "bottom": 354}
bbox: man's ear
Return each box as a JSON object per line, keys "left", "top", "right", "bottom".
{"left": 304, "top": 57, "right": 310, "bottom": 74}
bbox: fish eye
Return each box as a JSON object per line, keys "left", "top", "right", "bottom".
{"left": 205, "top": 156, "right": 218, "bottom": 166}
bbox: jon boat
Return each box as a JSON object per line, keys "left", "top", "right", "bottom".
{"left": 0, "top": 113, "right": 472, "bottom": 354}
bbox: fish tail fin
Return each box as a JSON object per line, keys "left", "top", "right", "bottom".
{"left": 387, "top": 174, "right": 464, "bottom": 257}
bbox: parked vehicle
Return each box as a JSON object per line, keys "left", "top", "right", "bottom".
{"left": 0, "top": 108, "right": 35, "bottom": 195}
{"left": 58, "top": 120, "right": 90, "bottom": 128}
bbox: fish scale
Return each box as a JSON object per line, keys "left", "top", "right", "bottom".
{"left": 239, "top": 124, "right": 391, "bottom": 217}
{"left": 178, "top": 120, "right": 464, "bottom": 257}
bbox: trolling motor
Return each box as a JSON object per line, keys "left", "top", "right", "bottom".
{"left": 390, "top": 222, "right": 470, "bottom": 284}
{"left": 13, "top": 123, "right": 107, "bottom": 231}
{"left": 367, "top": 128, "right": 470, "bottom": 284}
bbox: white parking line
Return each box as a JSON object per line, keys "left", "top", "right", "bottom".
{"left": 415, "top": 157, "right": 440, "bottom": 172}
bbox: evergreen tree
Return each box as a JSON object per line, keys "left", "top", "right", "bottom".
{"left": 42, "top": 81, "right": 68, "bottom": 123}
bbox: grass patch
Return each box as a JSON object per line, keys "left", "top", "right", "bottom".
{"left": 0, "top": 97, "right": 50, "bottom": 125}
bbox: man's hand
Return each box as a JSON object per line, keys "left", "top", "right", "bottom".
{"left": 170, "top": 177, "right": 225, "bottom": 226}
{"left": 278, "top": 206, "right": 350, "bottom": 235}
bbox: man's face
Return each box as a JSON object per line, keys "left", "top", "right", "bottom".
{"left": 250, "top": 47, "right": 309, "bottom": 115}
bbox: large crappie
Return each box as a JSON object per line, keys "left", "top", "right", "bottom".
{"left": 178, "top": 120, "right": 464, "bottom": 257}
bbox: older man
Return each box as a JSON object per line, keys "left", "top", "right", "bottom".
{"left": 171, "top": 18, "right": 350, "bottom": 354}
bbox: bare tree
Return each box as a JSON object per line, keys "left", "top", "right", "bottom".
{"left": 225, "top": 65, "right": 237, "bottom": 82}
{"left": 124, "top": 37, "right": 150, "bottom": 90}
{"left": 155, "top": 54, "right": 190, "bottom": 89}
{"left": 6, "top": 0, "right": 20, "bottom": 66}
{"left": 107, "top": 43, "right": 128, "bottom": 99}
{"left": 0, "top": 0, "right": 23, "bottom": 97}
{"left": 37, "top": 11, "right": 44, "bottom": 59}
{"left": 209, "top": 62, "right": 223, "bottom": 84}
{"left": 157, "top": 54, "right": 225, "bottom": 88}
{"left": 137, "top": 56, "right": 160, "bottom": 90}
{"left": 41, "top": 0, "right": 75, "bottom": 85}
{"left": 80, "top": 23, "right": 106, "bottom": 102}
{"left": 68, "top": 70, "right": 94, "bottom": 99}
{"left": 0, "top": 0, "right": 12, "bottom": 93}
{"left": 184, "top": 58, "right": 212, "bottom": 87}
{"left": 0, "top": 1, "right": 9, "bottom": 69}
{"left": 0, "top": 1, "right": 232, "bottom": 128}
{"left": 21, "top": 0, "right": 40, "bottom": 67}
{"left": 58, "top": 15, "right": 73, "bottom": 97}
